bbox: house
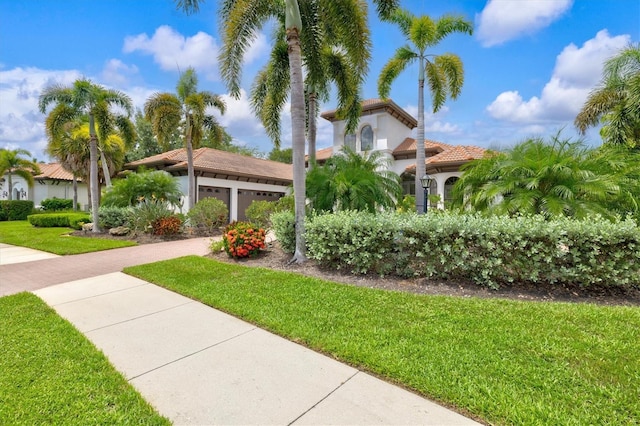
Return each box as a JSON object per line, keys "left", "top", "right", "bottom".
{"left": 319, "top": 98, "right": 486, "bottom": 207}
{"left": 124, "top": 147, "right": 292, "bottom": 221}
{"left": 1, "top": 163, "right": 91, "bottom": 209}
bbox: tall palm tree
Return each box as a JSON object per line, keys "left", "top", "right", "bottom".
{"left": 378, "top": 8, "right": 472, "bottom": 214}
{"left": 144, "top": 67, "right": 226, "bottom": 210}
{"left": 0, "top": 148, "right": 40, "bottom": 200}
{"left": 39, "top": 79, "right": 133, "bottom": 232}
{"left": 204, "top": 0, "right": 398, "bottom": 263}
{"left": 450, "top": 135, "right": 627, "bottom": 220}
{"left": 575, "top": 43, "right": 640, "bottom": 148}
{"left": 306, "top": 146, "right": 402, "bottom": 212}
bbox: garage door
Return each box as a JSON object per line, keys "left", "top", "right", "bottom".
{"left": 237, "top": 189, "right": 285, "bottom": 221}
{"left": 198, "top": 186, "right": 230, "bottom": 222}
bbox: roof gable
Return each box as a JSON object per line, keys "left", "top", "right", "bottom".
{"left": 321, "top": 98, "right": 417, "bottom": 130}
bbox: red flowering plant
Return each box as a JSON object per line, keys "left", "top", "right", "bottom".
{"left": 223, "top": 221, "right": 266, "bottom": 259}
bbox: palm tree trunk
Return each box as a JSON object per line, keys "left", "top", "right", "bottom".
{"left": 186, "top": 129, "right": 196, "bottom": 210}
{"left": 88, "top": 116, "right": 101, "bottom": 232}
{"left": 7, "top": 173, "right": 12, "bottom": 201}
{"left": 308, "top": 90, "right": 317, "bottom": 170}
{"left": 72, "top": 175, "right": 78, "bottom": 211}
{"left": 287, "top": 26, "right": 307, "bottom": 264}
{"left": 99, "top": 150, "right": 112, "bottom": 187}
{"left": 415, "top": 56, "right": 426, "bottom": 214}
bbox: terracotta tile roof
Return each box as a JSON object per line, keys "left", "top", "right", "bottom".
{"left": 321, "top": 98, "right": 417, "bottom": 129}
{"left": 125, "top": 148, "right": 293, "bottom": 183}
{"left": 405, "top": 145, "right": 487, "bottom": 173}
{"left": 305, "top": 146, "right": 333, "bottom": 164}
{"left": 34, "top": 163, "right": 78, "bottom": 181}
{"left": 393, "top": 138, "right": 452, "bottom": 157}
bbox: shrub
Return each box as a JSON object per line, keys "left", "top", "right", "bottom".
{"left": 101, "top": 170, "right": 182, "bottom": 208}
{"left": 223, "top": 221, "right": 266, "bottom": 259}
{"left": 152, "top": 215, "right": 183, "bottom": 236}
{"left": 186, "top": 197, "right": 228, "bottom": 235}
{"left": 128, "top": 200, "right": 175, "bottom": 234}
{"left": 28, "top": 212, "right": 90, "bottom": 229}
{"left": 210, "top": 239, "right": 225, "bottom": 253}
{"left": 271, "top": 210, "right": 296, "bottom": 253}
{"left": 98, "top": 206, "right": 131, "bottom": 229}
{"left": 0, "top": 200, "right": 34, "bottom": 221}
{"left": 40, "top": 197, "right": 73, "bottom": 211}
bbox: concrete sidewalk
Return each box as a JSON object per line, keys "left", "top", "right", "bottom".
{"left": 0, "top": 242, "right": 59, "bottom": 265}
{"left": 34, "top": 272, "right": 480, "bottom": 425}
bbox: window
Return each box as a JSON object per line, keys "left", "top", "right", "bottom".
{"left": 444, "top": 177, "right": 459, "bottom": 206}
{"left": 360, "top": 125, "right": 373, "bottom": 151}
{"left": 344, "top": 133, "right": 356, "bottom": 151}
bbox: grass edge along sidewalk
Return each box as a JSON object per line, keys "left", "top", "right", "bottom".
{"left": 0, "top": 221, "right": 135, "bottom": 255}
{"left": 0, "top": 293, "right": 170, "bottom": 425}
{"left": 125, "top": 255, "right": 640, "bottom": 426}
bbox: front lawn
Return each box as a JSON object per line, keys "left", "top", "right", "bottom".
{"left": 0, "top": 221, "right": 135, "bottom": 254}
{"left": 126, "top": 256, "right": 640, "bottom": 425}
{"left": 0, "top": 293, "right": 169, "bottom": 425}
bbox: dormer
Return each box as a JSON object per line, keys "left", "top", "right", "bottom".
{"left": 320, "top": 99, "right": 416, "bottom": 154}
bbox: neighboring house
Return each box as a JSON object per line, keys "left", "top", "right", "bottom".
{"left": 319, "top": 98, "right": 486, "bottom": 208}
{"left": 1, "top": 163, "right": 91, "bottom": 209}
{"left": 125, "top": 148, "right": 292, "bottom": 221}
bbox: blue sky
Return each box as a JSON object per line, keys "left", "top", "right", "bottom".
{"left": 1, "top": 0, "right": 638, "bottom": 162}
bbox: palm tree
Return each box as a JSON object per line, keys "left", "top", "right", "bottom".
{"left": 39, "top": 79, "right": 133, "bottom": 232}
{"left": 450, "top": 135, "right": 629, "bottom": 220}
{"left": 378, "top": 8, "right": 473, "bottom": 214}
{"left": 0, "top": 148, "right": 40, "bottom": 200}
{"left": 306, "top": 146, "right": 402, "bottom": 212}
{"left": 575, "top": 43, "right": 640, "bottom": 148}
{"left": 144, "top": 67, "right": 226, "bottom": 210}
{"left": 204, "top": 0, "right": 399, "bottom": 264}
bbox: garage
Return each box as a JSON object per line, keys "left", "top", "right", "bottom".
{"left": 198, "top": 186, "right": 231, "bottom": 221}
{"left": 237, "top": 189, "right": 285, "bottom": 221}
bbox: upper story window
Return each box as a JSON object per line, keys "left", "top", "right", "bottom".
{"left": 360, "top": 125, "right": 373, "bottom": 151}
{"left": 344, "top": 133, "right": 356, "bottom": 151}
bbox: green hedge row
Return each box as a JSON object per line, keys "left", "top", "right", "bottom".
{"left": 0, "top": 200, "right": 34, "bottom": 221}
{"left": 28, "top": 213, "right": 91, "bottom": 230}
{"left": 272, "top": 211, "right": 640, "bottom": 289}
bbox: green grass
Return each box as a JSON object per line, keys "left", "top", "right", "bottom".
{"left": 0, "top": 221, "right": 136, "bottom": 254}
{"left": 0, "top": 293, "right": 170, "bottom": 425}
{"left": 126, "top": 256, "right": 640, "bottom": 426}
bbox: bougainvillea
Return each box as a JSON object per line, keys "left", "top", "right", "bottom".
{"left": 223, "top": 221, "right": 266, "bottom": 259}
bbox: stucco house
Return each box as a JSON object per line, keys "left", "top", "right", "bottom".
{"left": 124, "top": 147, "right": 292, "bottom": 221}
{"left": 318, "top": 98, "right": 486, "bottom": 208}
{"left": 1, "top": 163, "right": 91, "bottom": 209}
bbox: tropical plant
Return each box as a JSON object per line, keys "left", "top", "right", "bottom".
{"left": 306, "top": 146, "right": 402, "bottom": 213}
{"left": 222, "top": 221, "right": 266, "bottom": 259}
{"left": 39, "top": 79, "right": 134, "bottom": 232}
{"left": 378, "top": 8, "right": 473, "bottom": 213}
{"left": 186, "top": 197, "right": 229, "bottom": 235}
{"left": 195, "top": 0, "right": 399, "bottom": 263}
{"left": 0, "top": 148, "right": 40, "bottom": 200}
{"left": 101, "top": 169, "right": 182, "bottom": 208}
{"left": 575, "top": 43, "right": 640, "bottom": 148}
{"left": 144, "top": 67, "right": 226, "bottom": 210}
{"left": 450, "top": 135, "right": 636, "bottom": 220}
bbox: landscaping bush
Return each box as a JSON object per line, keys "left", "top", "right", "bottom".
{"left": 304, "top": 211, "right": 640, "bottom": 290}
{"left": 271, "top": 210, "right": 296, "bottom": 253}
{"left": 152, "top": 215, "right": 183, "bottom": 236}
{"left": 186, "top": 197, "right": 228, "bottom": 235}
{"left": 223, "top": 221, "right": 266, "bottom": 259}
{"left": 28, "top": 212, "right": 90, "bottom": 229}
{"left": 101, "top": 170, "right": 182, "bottom": 208}
{"left": 128, "top": 200, "right": 175, "bottom": 234}
{"left": 98, "top": 206, "right": 131, "bottom": 229}
{"left": 0, "top": 200, "right": 34, "bottom": 221}
{"left": 245, "top": 196, "right": 292, "bottom": 229}
{"left": 40, "top": 197, "right": 73, "bottom": 211}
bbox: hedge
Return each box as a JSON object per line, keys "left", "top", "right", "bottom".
{"left": 274, "top": 211, "right": 640, "bottom": 290}
{"left": 28, "top": 213, "right": 91, "bottom": 230}
{"left": 0, "top": 200, "right": 34, "bottom": 221}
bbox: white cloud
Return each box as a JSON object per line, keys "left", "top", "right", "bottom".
{"left": 476, "top": 0, "right": 573, "bottom": 47}
{"left": 243, "top": 32, "right": 269, "bottom": 65}
{"left": 0, "top": 67, "right": 82, "bottom": 161}
{"left": 101, "top": 59, "right": 139, "bottom": 88}
{"left": 402, "top": 104, "right": 460, "bottom": 134}
{"left": 486, "top": 30, "right": 630, "bottom": 123}
{"left": 123, "top": 25, "right": 220, "bottom": 81}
